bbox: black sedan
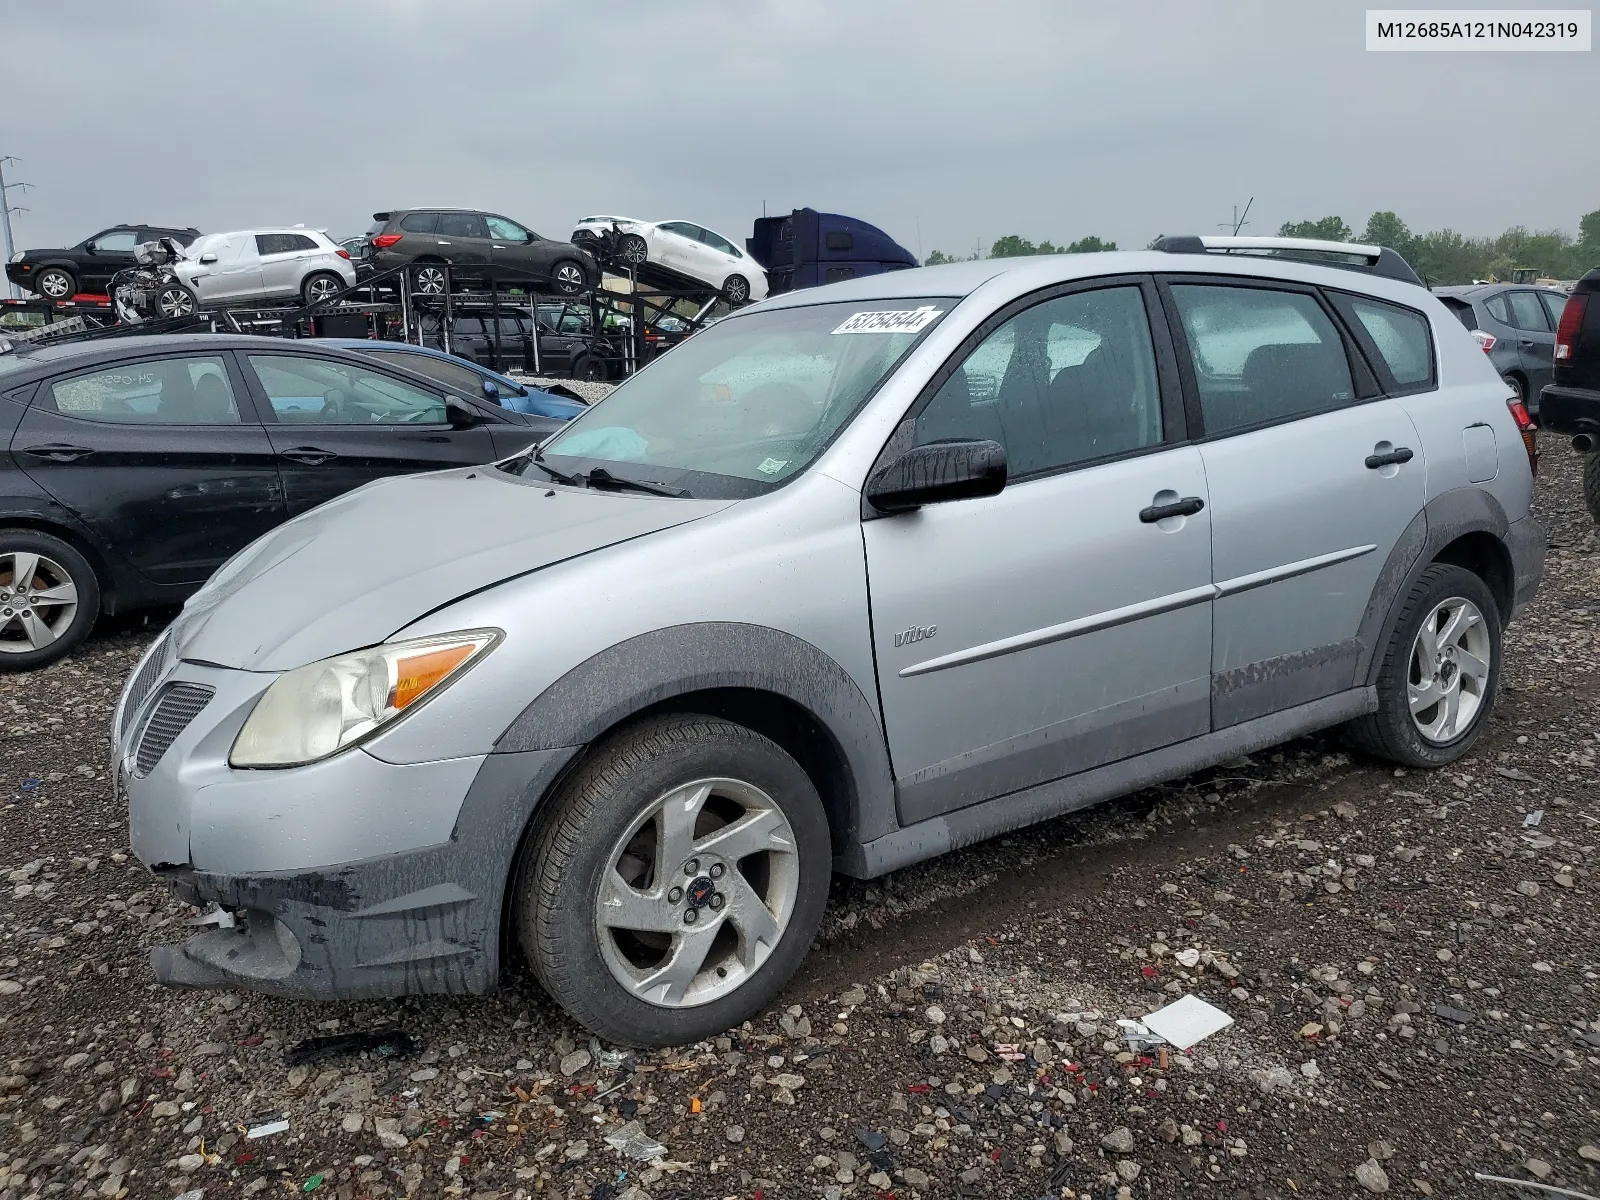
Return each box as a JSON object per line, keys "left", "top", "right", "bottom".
{"left": 0, "top": 334, "right": 562, "bottom": 670}
{"left": 6, "top": 224, "right": 202, "bottom": 301}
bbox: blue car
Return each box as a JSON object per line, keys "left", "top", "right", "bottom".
{"left": 321, "top": 339, "right": 589, "bottom": 421}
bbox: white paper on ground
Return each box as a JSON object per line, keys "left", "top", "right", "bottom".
{"left": 1141, "top": 994, "right": 1235, "bottom": 1049}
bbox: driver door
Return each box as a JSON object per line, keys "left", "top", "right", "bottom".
{"left": 239, "top": 351, "right": 501, "bottom": 514}
{"left": 79, "top": 229, "right": 141, "bottom": 292}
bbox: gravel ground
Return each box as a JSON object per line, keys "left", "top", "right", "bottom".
{"left": 0, "top": 448, "right": 1596, "bottom": 1200}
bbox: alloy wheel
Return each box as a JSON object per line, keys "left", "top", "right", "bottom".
{"left": 306, "top": 275, "right": 341, "bottom": 303}
{"left": 156, "top": 287, "right": 195, "bottom": 317}
{"left": 724, "top": 275, "right": 749, "bottom": 304}
{"left": 38, "top": 272, "right": 72, "bottom": 299}
{"left": 595, "top": 777, "right": 799, "bottom": 1008}
{"left": 620, "top": 236, "right": 648, "bottom": 266}
{"left": 554, "top": 263, "right": 584, "bottom": 294}
{"left": 414, "top": 266, "right": 447, "bottom": 294}
{"left": 1407, "top": 595, "right": 1491, "bottom": 743}
{"left": 0, "top": 551, "right": 79, "bottom": 654}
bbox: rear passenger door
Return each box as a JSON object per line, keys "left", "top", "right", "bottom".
{"left": 434, "top": 213, "right": 492, "bottom": 272}
{"left": 256, "top": 233, "right": 304, "bottom": 299}
{"left": 1506, "top": 290, "right": 1556, "bottom": 399}
{"left": 1161, "top": 277, "right": 1425, "bottom": 727}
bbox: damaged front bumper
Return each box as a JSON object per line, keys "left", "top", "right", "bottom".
{"left": 120, "top": 653, "right": 580, "bottom": 999}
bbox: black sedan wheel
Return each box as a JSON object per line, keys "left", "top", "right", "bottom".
{"left": 35, "top": 268, "right": 76, "bottom": 301}
{"left": 0, "top": 531, "right": 100, "bottom": 671}
{"left": 551, "top": 260, "right": 587, "bottom": 296}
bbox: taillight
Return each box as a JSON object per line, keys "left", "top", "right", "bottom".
{"left": 335, "top": 249, "right": 351, "bottom": 260}
{"left": 1506, "top": 392, "right": 1538, "bottom": 476}
{"left": 371, "top": 234, "right": 403, "bottom": 249}
{"left": 1554, "top": 292, "right": 1586, "bottom": 362}
{"left": 1470, "top": 329, "right": 1496, "bottom": 353}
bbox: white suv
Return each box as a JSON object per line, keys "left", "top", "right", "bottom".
{"left": 170, "top": 228, "right": 356, "bottom": 311}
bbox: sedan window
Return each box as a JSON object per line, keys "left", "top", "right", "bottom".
{"left": 699, "top": 229, "right": 739, "bottom": 256}
{"left": 47, "top": 356, "right": 242, "bottom": 424}
{"left": 365, "top": 350, "right": 491, "bottom": 399}
{"left": 247, "top": 355, "right": 448, "bottom": 424}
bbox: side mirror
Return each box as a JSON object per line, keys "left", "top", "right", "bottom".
{"left": 199, "top": 253, "right": 218, "bottom": 265}
{"left": 445, "top": 396, "right": 487, "bottom": 428}
{"left": 481, "top": 378, "right": 500, "bottom": 400}
{"left": 865, "top": 438, "right": 1007, "bottom": 514}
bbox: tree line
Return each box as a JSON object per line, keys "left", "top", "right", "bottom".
{"left": 922, "top": 209, "right": 1600, "bottom": 283}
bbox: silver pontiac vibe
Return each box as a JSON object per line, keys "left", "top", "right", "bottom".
{"left": 119, "top": 239, "right": 1543, "bottom": 1046}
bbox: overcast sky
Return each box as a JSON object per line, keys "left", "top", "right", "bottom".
{"left": 2, "top": 0, "right": 1595, "bottom": 259}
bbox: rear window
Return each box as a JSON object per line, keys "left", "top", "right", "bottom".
{"left": 1437, "top": 297, "right": 1477, "bottom": 330}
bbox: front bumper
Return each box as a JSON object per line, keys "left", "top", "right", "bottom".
{"left": 121, "top": 654, "right": 580, "bottom": 998}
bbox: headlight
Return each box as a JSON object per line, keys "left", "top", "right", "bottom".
{"left": 8, "top": 252, "right": 23, "bottom": 263}
{"left": 230, "top": 629, "right": 500, "bottom": 768}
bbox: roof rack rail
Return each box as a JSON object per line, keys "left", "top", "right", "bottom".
{"left": 1153, "top": 235, "right": 1423, "bottom": 286}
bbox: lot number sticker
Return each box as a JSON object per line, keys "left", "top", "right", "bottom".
{"left": 832, "top": 305, "right": 944, "bottom": 335}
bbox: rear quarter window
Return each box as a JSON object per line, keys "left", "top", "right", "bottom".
{"left": 1342, "top": 295, "right": 1435, "bottom": 390}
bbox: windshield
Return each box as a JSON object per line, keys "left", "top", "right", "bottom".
{"left": 533, "top": 297, "right": 954, "bottom": 498}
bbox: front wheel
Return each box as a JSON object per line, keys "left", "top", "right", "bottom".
{"left": 1343, "top": 563, "right": 1501, "bottom": 767}
{"left": 34, "top": 268, "right": 76, "bottom": 301}
{"left": 571, "top": 354, "right": 602, "bottom": 382}
{"left": 722, "top": 274, "right": 751, "bottom": 305}
{"left": 0, "top": 530, "right": 100, "bottom": 671}
{"left": 515, "top": 714, "right": 831, "bottom": 1047}
{"left": 153, "top": 283, "right": 197, "bottom": 318}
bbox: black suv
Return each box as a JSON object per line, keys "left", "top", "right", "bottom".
{"left": 427, "top": 306, "right": 609, "bottom": 379}
{"left": 365, "top": 209, "right": 597, "bottom": 296}
{"left": 6, "top": 225, "right": 202, "bottom": 300}
{"left": 1536, "top": 267, "right": 1600, "bottom": 519}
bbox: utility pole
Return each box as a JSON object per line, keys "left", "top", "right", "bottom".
{"left": 1218, "top": 197, "right": 1253, "bottom": 237}
{"left": 0, "top": 157, "right": 32, "bottom": 299}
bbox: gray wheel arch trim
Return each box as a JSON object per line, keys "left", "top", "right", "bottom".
{"left": 492, "top": 622, "right": 898, "bottom": 847}
{"left": 1353, "top": 486, "right": 1526, "bottom": 687}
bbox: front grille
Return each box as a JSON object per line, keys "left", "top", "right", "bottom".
{"left": 122, "top": 632, "right": 175, "bottom": 730}
{"left": 134, "top": 683, "right": 214, "bottom": 777}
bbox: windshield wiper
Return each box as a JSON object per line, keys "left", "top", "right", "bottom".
{"left": 580, "top": 467, "right": 688, "bottom": 498}
{"left": 524, "top": 445, "right": 580, "bottom": 486}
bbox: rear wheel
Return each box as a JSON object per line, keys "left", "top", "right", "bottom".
{"left": 722, "top": 274, "right": 751, "bottom": 305}
{"left": 1343, "top": 563, "right": 1500, "bottom": 767}
{"left": 301, "top": 271, "right": 344, "bottom": 305}
{"left": 515, "top": 714, "right": 830, "bottom": 1047}
{"left": 571, "top": 354, "right": 602, "bottom": 382}
{"left": 550, "top": 259, "right": 586, "bottom": 296}
{"left": 412, "top": 261, "right": 448, "bottom": 295}
{"left": 1502, "top": 373, "right": 1527, "bottom": 405}
{"left": 34, "top": 268, "right": 76, "bottom": 301}
{"left": 0, "top": 530, "right": 100, "bottom": 672}
{"left": 1583, "top": 453, "right": 1600, "bottom": 523}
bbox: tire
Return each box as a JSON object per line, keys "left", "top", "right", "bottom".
{"left": 412, "top": 261, "right": 448, "bottom": 295}
{"left": 34, "top": 268, "right": 76, "bottom": 301}
{"left": 516, "top": 714, "right": 831, "bottom": 1047}
{"left": 1502, "top": 373, "right": 1526, "bottom": 406}
{"left": 153, "top": 283, "right": 197, "bottom": 318}
{"left": 550, "top": 259, "right": 587, "bottom": 296}
{"left": 0, "top": 530, "right": 101, "bottom": 672}
{"left": 619, "top": 235, "right": 648, "bottom": 267}
{"left": 1343, "top": 563, "right": 1501, "bottom": 768}
{"left": 1583, "top": 453, "right": 1600, "bottom": 524}
{"left": 301, "top": 271, "right": 344, "bottom": 305}
{"left": 571, "top": 354, "right": 602, "bottom": 382}
{"left": 722, "top": 274, "right": 751, "bottom": 306}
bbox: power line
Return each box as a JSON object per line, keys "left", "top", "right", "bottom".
{"left": 1218, "top": 197, "right": 1254, "bottom": 236}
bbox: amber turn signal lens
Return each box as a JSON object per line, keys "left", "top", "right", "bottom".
{"left": 392, "top": 644, "right": 476, "bottom": 710}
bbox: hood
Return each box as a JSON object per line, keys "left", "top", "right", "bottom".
{"left": 172, "top": 467, "right": 733, "bottom": 671}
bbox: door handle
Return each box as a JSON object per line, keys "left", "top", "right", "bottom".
{"left": 279, "top": 447, "right": 337, "bottom": 466}
{"left": 1519, "top": 338, "right": 1535, "bottom": 348}
{"left": 1139, "top": 495, "right": 1205, "bottom": 523}
{"left": 20, "top": 443, "right": 94, "bottom": 462}
{"left": 1365, "top": 447, "right": 1414, "bottom": 469}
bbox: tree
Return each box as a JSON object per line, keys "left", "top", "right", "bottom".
{"left": 924, "top": 250, "right": 955, "bottom": 266}
{"left": 1065, "top": 236, "right": 1117, "bottom": 253}
{"left": 1278, "top": 216, "right": 1354, "bottom": 242}
{"left": 1360, "top": 211, "right": 1412, "bottom": 252}
{"left": 989, "top": 235, "right": 1038, "bottom": 258}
